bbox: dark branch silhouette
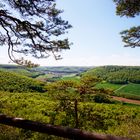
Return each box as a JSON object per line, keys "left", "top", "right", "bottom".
{"left": 0, "top": 0, "right": 72, "bottom": 66}
{"left": 113, "top": 0, "right": 140, "bottom": 48}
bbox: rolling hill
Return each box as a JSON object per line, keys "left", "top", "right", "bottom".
{"left": 0, "top": 69, "right": 45, "bottom": 93}
{"left": 83, "top": 66, "right": 140, "bottom": 84}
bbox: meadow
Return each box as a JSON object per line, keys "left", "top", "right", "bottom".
{"left": 94, "top": 81, "right": 140, "bottom": 100}
{"left": 114, "top": 83, "right": 140, "bottom": 100}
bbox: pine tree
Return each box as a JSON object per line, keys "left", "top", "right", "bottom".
{"left": 0, "top": 0, "right": 72, "bottom": 66}
{"left": 113, "top": 0, "right": 140, "bottom": 48}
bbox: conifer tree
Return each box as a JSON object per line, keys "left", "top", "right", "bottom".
{"left": 113, "top": 0, "right": 140, "bottom": 48}
{"left": 0, "top": 0, "right": 72, "bottom": 66}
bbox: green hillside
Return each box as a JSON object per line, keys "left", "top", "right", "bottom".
{"left": 0, "top": 65, "right": 140, "bottom": 139}
{"left": 0, "top": 65, "right": 90, "bottom": 82}
{"left": 83, "top": 66, "right": 140, "bottom": 84}
{"left": 0, "top": 69, "right": 45, "bottom": 93}
{"left": 0, "top": 64, "right": 45, "bottom": 78}
{"left": 83, "top": 66, "right": 140, "bottom": 100}
{"left": 114, "top": 84, "right": 140, "bottom": 100}
{"left": 36, "top": 66, "right": 90, "bottom": 75}
{"left": 0, "top": 91, "right": 140, "bottom": 139}
{"left": 96, "top": 82, "right": 122, "bottom": 90}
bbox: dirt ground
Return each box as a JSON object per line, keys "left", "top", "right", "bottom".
{"left": 112, "top": 96, "right": 140, "bottom": 105}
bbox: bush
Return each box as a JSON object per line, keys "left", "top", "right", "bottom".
{"left": 94, "top": 93, "right": 113, "bottom": 103}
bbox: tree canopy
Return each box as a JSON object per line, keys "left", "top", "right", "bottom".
{"left": 0, "top": 0, "right": 72, "bottom": 66}
{"left": 113, "top": 0, "right": 140, "bottom": 48}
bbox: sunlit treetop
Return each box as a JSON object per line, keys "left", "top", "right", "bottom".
{"left": 0, "top": 0, "right": 72, "bottom": 67}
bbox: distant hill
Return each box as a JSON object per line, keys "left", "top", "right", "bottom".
{"left": 0, "top": 65, "right": 91, "bottom": 82}
{"left": 0, "top": 64, "right": 45, "bottom": 78}
{"left": 83, "top": 66, "right": 140, "bottom": 84}
{"left": 0, "top": 69, "right": 45, "bottom": 92}
{"left": 35, "top": 66, "right": 91, "bottom": 75}
{"left": 35, "top": 66, "right": 91, "bottom": 82}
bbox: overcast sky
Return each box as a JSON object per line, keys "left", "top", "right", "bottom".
{"left": 0, "top": 0, "right": 140, "bottom": 66}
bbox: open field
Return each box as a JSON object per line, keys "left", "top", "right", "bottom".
{"left": 115, "top": 83, "right": 140, "bottom": 96}
{"left": 114, "top": 84, "right": 140, "bottom": 100}
{"left": 96, "top": 82, "right": 122, "bottom": 90}
{"left": 96, "top": 82, "right": 140, "bottom": 100}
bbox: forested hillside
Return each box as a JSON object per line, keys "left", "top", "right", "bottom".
{"left": 0, "top": 69, "right": 45, "bottom": 93}
{"left": 0, "top": 65, "right": 90, "bottom": 82}
{"left": 0, "top": 91, "right": 140, "bottom": 140}
{"left": 84, "top": 66, "right": 140, "bottom": 84}
{"left": 0, "top": 65, "right": 45, "bottom": 78}
{"left": 0, "top": 65, "right": 140, "bottom": 139}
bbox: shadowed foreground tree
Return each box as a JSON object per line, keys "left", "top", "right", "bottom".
{"left": 113, "top": 0, "right": 140, "bottom": 48}
{"left": 0, "top": 0, "right": 72, "bottom": 67}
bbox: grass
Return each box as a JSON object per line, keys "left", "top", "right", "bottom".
{"left": 96, "top": 82, "right": 123, "bottom": 90}
{"left": 114, "top": 83, "right": 140, "bottom": 100}
{"left": 116, "top": 83, "right": 140, "bottom": 95}
{"left": 96, "top": 82, "right": 140, "bottom": 100}
{"left": 60, "top": 76, "right": 81, "bottom": 83}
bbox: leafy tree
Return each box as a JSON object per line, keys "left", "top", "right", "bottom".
{"left": 0, "top": 0, "right": 72, "bottom": 66}
{"left": 113, "top": 0, "right": 140, "bottom": 48}
{"left": 78, "top": 75, "right": 101, "bottom": 95}
{"left": 46, "top": 80, "right": 79, "bottom": 100}
{"left": 94, "top": 93, "right": 112, "bottom": 103}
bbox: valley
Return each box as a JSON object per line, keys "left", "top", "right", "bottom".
{"left": 0, "top": 65, "right": 140, "bottom": 139}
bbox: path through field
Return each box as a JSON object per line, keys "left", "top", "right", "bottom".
{"left": 112, "top": 96, "right": 140, "bottom": 105}
{"left": 114, "top": 85, "right": 127, "bottom": 92}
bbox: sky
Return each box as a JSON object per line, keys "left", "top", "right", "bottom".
{"left": 0, "top": 0, "right": 140, "bottom": 66}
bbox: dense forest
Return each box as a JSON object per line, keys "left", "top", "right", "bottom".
{"left": 0, "top": 91, "right": 140, "bottom": 140}
{"left": 0, "top": 65, "right": 140, "bottom": 139}
{"left": 83, "top": 66, "right": 140, "bottom": 84}
{"left": 0, "top": 69, "right": 45, "bottom": 93}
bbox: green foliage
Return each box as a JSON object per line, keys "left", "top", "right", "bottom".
{"left": 0, "top": 65, "right": 140, "bottom": 139}
{"left": 113, "top": 0, "right": 140, "bottom": 17}
{"left": 94, "top": 94, "right": 113, "bottom": 103}
{"left": 60, "top": 75, "right": 80, "bottom": 83}
{"left": 120, "top": 26, "right": 140, "bottom": 48}
{"left": 108, "top": 119, "right": 140, "bottom": 140}
{"left": 0, "top": 91, "right": 140, "bottom": 139}
{"left": 0, "top": 92, "right": 65, "bottom": 140}
{"left": 0, "top": 0, "right": 72, "bottom": 65}
{"left": 35, "top": 66, "right": 90, "bottom": 82}
{"left": 37, "top": 66, "right": 90, "bottom": 75}
{"left": 0, "top": 65, "right": 90, "bottom": 82}
{"left": 77, "top": 75, "right": 101, "bottom": 95}
{"left": 0, "top": 64, "right": 45, "bottom": 78}
{"left": 46, "top": 75, "right": 113, "bottom": 103}
{"left": 96, "top": 82, "right": 122, "bottom": 90}
{"left": 84, "top": 66, "right": 140, "bottom": 84}
{"left": 113, "top": 0, "right": 140, "bottom": 48}
{"left": 46, "top": 80, "right": 80, "bottom": 100}
{"left": 0, "top": 69, "right": 45, "bottom": 93}
{"left": 115, "top": 84, "right": 140, "bottom": 100}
